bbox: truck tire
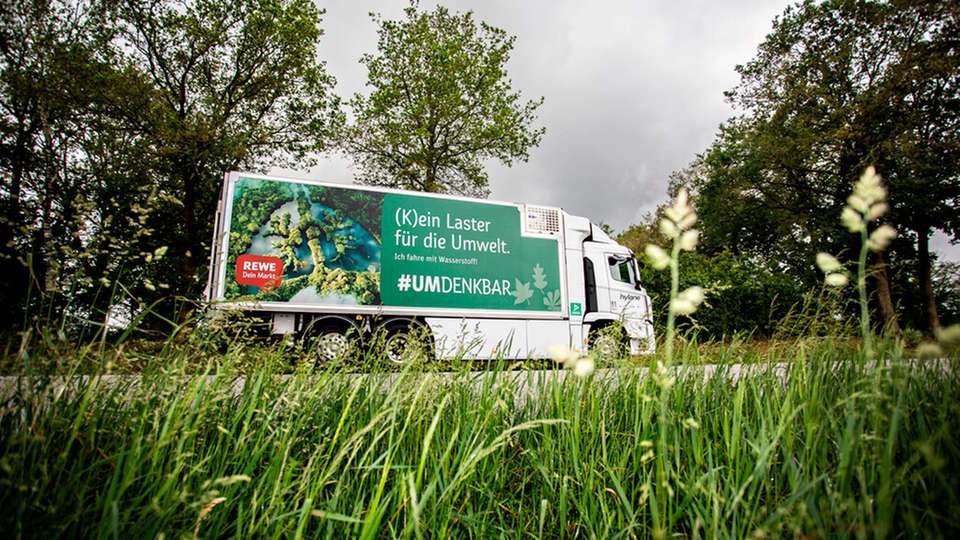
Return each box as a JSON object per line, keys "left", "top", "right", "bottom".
{"left": 381, "top": 320, "right": 434, "bottom": 365}
{"left": 588, "top": 323, "right": 627, "bottom": 358}
{"left": 305, "top": 319, "right": 359, "bottom": 364}
{"left": 314, "top": 329, "right": 352, "bottom": 363}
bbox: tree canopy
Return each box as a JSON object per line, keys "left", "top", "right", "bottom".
{"left": 0, "top": 0, "right": 340, "bottom": 329}
{"left": 688, "top": 0, "right": 959, "bottom": 332}
{"left": 341, "top": 2, "right": 545, "bottom": 197}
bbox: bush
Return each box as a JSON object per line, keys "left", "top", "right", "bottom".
{"left": 639, "top": 250, "right": 806, "bottom": 339}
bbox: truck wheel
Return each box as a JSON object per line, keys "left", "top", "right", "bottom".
{"left": 315, "top": 330, "right": 351, "bottom": 363}
{"left": 308, "top": 323, "right": 358, "bottom": 364}
{"left": 382, "top": 321, "right": 434, "bottom": 365}
{"left": 589, "top": 324, "right": 627, "bottom": 358}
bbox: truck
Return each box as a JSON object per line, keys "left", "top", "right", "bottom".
{"left": 205, "top": 171, "right": 655, "bottom": 363}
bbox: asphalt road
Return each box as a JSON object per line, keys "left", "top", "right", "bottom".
{"left": 2, "top": 358, "right": 954, "bottom": 407}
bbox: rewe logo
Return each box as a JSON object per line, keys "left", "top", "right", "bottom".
{"left": 236, "top": 255, "right": 284, "bottom": 289}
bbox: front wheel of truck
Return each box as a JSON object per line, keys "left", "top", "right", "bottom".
{"left": 588, "top": 323, "right": 628, "bottom": 359}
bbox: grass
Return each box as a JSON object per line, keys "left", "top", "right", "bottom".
{"left": 3, "top": 170, "right": 957, "bottom": 538}
{"left": 1, "top": 333, "right": 958, "bottom": 539}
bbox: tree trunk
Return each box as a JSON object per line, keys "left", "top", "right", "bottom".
{"left": 916, "top": 225, "right": 940, "bottom": 332}
{"left": 0, "top": 132, "right": 29, "bottom": 329}
{"left": 871, "top": 251, "right": 900, "bottom": 335}
{"left": 423, "top": 163, "right": 439, "bottom": 193}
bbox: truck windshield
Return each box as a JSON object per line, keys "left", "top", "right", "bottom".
{"left": 609, "top": 257, "right": 637, "bottom": 286}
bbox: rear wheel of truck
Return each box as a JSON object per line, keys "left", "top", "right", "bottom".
{"left": 382, "top": 320, "right": 434, "bottom": 365}
{"left": 305, "top": 320, "right": 359, "bottom": 365}
{"left": 315, "top": 330, "right": 352, "bottom": 363}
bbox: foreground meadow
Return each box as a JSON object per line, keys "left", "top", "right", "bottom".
{"left": 1, "top": 336, "right": 958, "bottom": 539}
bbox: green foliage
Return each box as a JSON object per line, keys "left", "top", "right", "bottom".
{"left": 638, "top": 250, "right": 805, "bottom": 340}
{"left": 106, "top": 0, "right": 341, "bottom": 316}
{"left": 1, "top": 0, "right": 341, "bottom": 332}
{"left": 0, "top": 0, "right": 162, "bottom": 330}
{"left": 932, "top": 261, "right": 960, "bottom": 326}
{"left": 692, "top": 0, "right": 960, "bottom": 332}
{"left": 341, "top": 2, "right": 544, "bottom": 197}
{"left": 3, "top": 336, "right": 959, "bottom": 537}
{"left": 621, "top": 214, "right": 806, "bottom": 340}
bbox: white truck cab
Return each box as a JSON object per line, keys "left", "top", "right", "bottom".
{"left": 563, "top": 217, "right": 655, "bottom": 356}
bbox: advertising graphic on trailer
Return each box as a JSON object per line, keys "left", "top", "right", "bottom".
{"left": 223, "top": 177, "right": 562, "bottom": 312}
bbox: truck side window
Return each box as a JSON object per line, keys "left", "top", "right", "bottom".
{"left": 609, "top": 258, "right": 635, "bottom": 285}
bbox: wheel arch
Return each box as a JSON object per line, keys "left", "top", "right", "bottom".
{"left": 301, "top": 314, "right": 362, "bottom": 337}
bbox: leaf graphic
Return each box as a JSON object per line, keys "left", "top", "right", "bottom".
{"left": 513, "top": 279, "right": 533, "bottom": 304}
{"left": 532, "top": 264, "right": 548, "bottom": 290}
{"left": 543, "top": 289, "right": 561, "bottom": 308}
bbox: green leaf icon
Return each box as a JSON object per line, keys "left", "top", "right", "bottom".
{"left": 532, "top": 264, "right": 548, "bottom": 290}
{"left": 513, "top": 279, "right": 533, "bottom": 304}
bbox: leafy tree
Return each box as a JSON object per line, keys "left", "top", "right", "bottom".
{"left": 105, "top": 0, "right": 341, "bottom": 320}
{"left": 0, "top": 0, "right": 130, "bottom": 329}
{"left": 0, "top": 0, "right": 341, "bottom": 332}
{"left": 341, "top": 2, "right": 544, "bottom": 197}
{"left": 932, "top": 260, "right": 960, "bottom": 326}
{"left": 693, "top": 0, "right": 959, "bottom": 332}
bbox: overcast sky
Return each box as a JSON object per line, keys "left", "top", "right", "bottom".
{"left": 276, "top": 0, "right": 958, "bottom": 261}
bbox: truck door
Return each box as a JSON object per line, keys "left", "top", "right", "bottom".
{"left": 582, "top": 241, "right": 652, "bottom": 329}
{"left": 604, "top": 253, "right": 648, "bottom": 318}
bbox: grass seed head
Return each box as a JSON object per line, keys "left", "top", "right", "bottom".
{"left": 841, "top": 206, "right": 864, "bottom": 232}
{"left": 659, "top": 218, "right": 680, "bottom": 239}
{"left": 645, "top": 244, "right": 670, "bottom": 270}
{"left": 867, "top": 224, "right": 897, "bottom": 252}
{"left": 855, "top": 166, "right": 885, "bottom": 202}
{"left": 847, "top": 194, "right": 869, "bottom": 213}
{"left": 573, "top": 357, "right": 595, "bottom": 378}
{"left": 680, "top": 229, "right": 699, "bottom": 251}
{"left": 916, "top": 341, "right": 944, "bottom": 359}
{"left": 816, "top": 252, "right": 843, "bottom": 273}
{"left": 825, "top": 273, "right": 849, "bottom": 287}
{"left": 867, "top": 202, "right": 889, "bottom": 221}
{"left": 671, "top": 286, "right": 705, "bottom": 315}
{"left": 548, "top": 345, "right": 580, "bottom": 368}
{"left": 935, "top": 324, "right": 960, "bottom": 348}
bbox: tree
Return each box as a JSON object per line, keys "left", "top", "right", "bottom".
{"left": 341, "top": 2, "right": 544, "bottom": 197}
{"left": 0, "top": 0, "right": 121, "bottom": 329}
{"left": 0, "top": 0, "right": 341, "bottom": 332}
{"left": 618, "top": 194, "right": 805, "bottom": 340}
{"left": 932, "top": 260, "right": 960, "bottom": 326}
{"left": 693, "top": 0, "right": 960, "bottom": 333}
{"left": 106, "top": 0, "right": 341, "bottom": 320}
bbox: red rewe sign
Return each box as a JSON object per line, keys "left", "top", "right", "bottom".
{"left": 236, "top": 255, "right": 284, "bottom": 289}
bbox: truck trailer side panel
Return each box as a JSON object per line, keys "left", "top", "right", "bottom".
{"left": 209, "top": 173, "right": 567, "bottom": 320}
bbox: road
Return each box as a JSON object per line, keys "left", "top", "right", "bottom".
{"left": 2, "top": 358, "right": 954, "bottom": 407}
